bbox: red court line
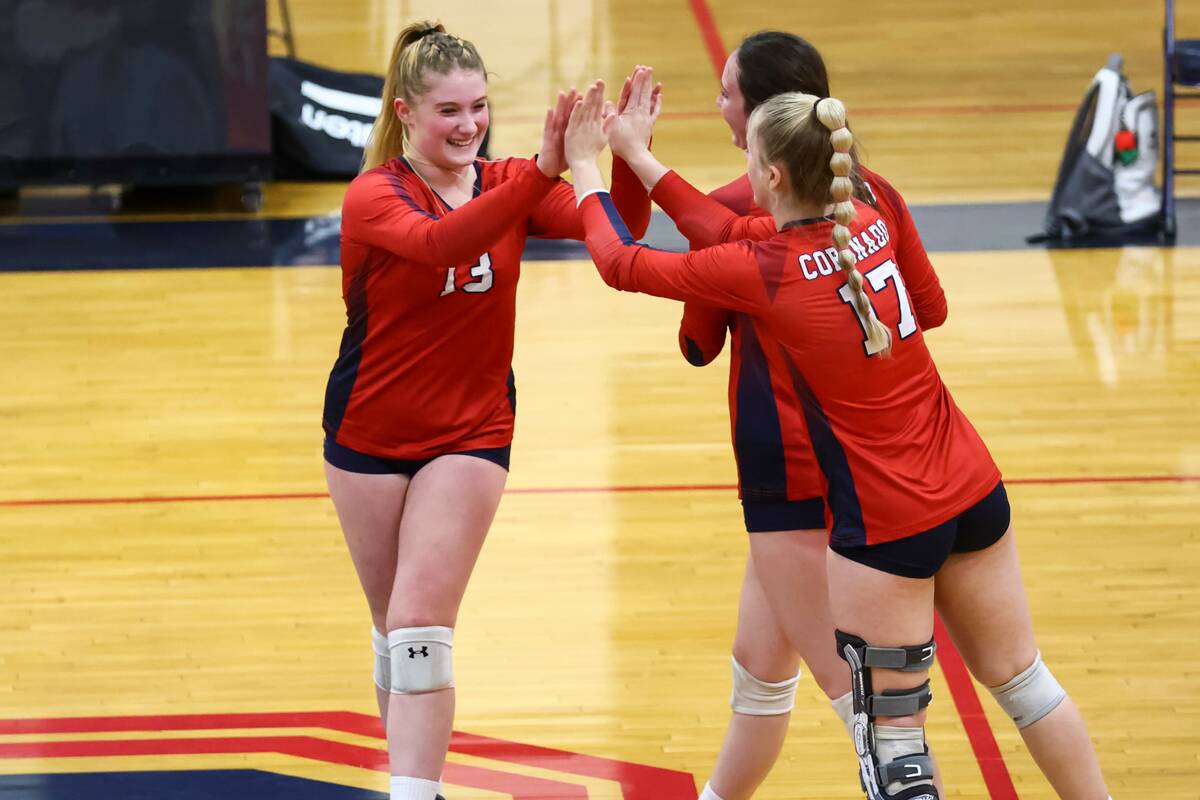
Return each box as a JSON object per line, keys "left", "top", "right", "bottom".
{"left": 1, "top": 474, "right": 1196, "bottom": 508}
{"left": 0, "top": 491, "right": 331, "bottom": 507}
{"left": 685, "top": 0, "right": 728, "bottom": 79}
{"left": 1007, "top": 474, "right": 1200, "bottom": 486}
{"left": 0, "top": 711, "right": 379, "bottom": 736}
{"left": 0, "top": 734, "right": 587, "bottom": 800}
{"left": 0, "top": 734, "right": 386, "bottom": 766}
{"left": 680, "top": 0, "right": 1075, "bottom": 122}
{"left": 934, "top": 615, "right": 1019, "bottom": 800}
{"left": 450, "top": 730, "right": 699, "bottom": 800}
{"left": 0, "top": 712, "right": 698, "bottom": 799}
{"left": 502, "top": 102, "right": 1079, "bottom": 127}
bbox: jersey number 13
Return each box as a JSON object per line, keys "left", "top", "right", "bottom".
{"left": 440, "top": 253, "right": 494, "bottom": 296}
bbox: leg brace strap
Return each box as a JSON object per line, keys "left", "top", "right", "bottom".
{"left": 837, "top": 630, "right": 936, "bottom": 673}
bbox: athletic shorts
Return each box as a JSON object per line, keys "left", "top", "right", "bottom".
{"left": 829, "top": 481, "right": 1011, "bottom": 579}
{"left": 323, "top": 437, "right": 511, "bottom": 476}
{"left": 742, "top": 496, "right": 826, "bottom": 533}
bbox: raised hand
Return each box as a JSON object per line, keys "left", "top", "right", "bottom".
{"left": 536, "top": 87, "right": 580, "bottom": 177}
{"left": 605, "top": 67, "right": 662, "bottom": 161}
{"left": 565, "top": 79, "right": 608, "bottom": 167}
{"left": 615, "top": 65, "right": 662, "bottom": 118}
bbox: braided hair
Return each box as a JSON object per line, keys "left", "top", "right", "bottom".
{"left": 362, "top": 21, "right": 486, "bottom": 171}
{"left": 748, "top": 93, "right": 892, "bottom": 356}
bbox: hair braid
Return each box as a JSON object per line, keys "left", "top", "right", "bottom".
{"left": 816, "top": 98, "right": 891, "bottom": 356}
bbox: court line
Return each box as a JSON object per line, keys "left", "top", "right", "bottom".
{"left": 685, "top": 0, "right": 728, "bottom": 79}
{"left": 677, "top": 0, "right": 1081, "bottom": 122}
{"left": 1, "top": 474, "right": 1196, "bottom": 508}
{"left": 0, "top": 711, "right": 699, "bottom": 800}
{"left": 933, "top": 615, "right": 1019, "bottom": 800}
{"left": 0, "top": 735, "right": 588, "bottom": 799}
{"left": 493, "top": 103, "right": 1082, "bottom": 126}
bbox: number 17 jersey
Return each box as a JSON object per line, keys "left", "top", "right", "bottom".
{"left": 581, "top": 191, "right": 1000, "bottom": 547}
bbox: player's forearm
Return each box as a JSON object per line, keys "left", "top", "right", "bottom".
{"left": 570, "top": 160, "right": 607, "bottom": 206}
{"left": 651, "top": 171, "right": 754, "bottom": 247}
{"left": 411, "top": 160, "right": 556, "bottom": 265}
{"left": 609, "top": 156, "right": 651, "bottom": 239}
{"left": 619, "top": 149, "right": 669, "bottom": 193}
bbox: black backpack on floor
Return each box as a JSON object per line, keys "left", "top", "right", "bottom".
{"left": 1030, "top": 54, "right": 1161, "bottom": 244}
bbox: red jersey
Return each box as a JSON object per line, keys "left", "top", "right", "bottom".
{"left": 325, "top": 156, "right": 649, "bottom": 459}
{"left": 674, "top": 168, "right": 947, "bottom": 503}
{"left": 580, "top": 189, "right": 999, "bottom": 546}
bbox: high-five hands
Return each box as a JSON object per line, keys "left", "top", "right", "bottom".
{"left": 564, "top": 69, "right": 670, "bottom": 198}
{"left": 536, "top": 87, "right": 581, "bottom": 177}
{"left": 565, "top": 80, "right": 609, "bottom": 168}
{"left": 607, "top": 66, "right": 662, "bottom": 160}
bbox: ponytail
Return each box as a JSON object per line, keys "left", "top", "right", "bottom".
{"left": 361, "top": 20, "right": 486, "bottom": 172}
{"left": 749, "top": 92, "right": 892, "bottom": 357}
{"left": 816, "top": 98, "right": 891, "bottom": 356}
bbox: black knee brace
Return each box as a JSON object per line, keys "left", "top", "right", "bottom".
{"left": 836, "top": 630, "right": 939, "bottom": 800}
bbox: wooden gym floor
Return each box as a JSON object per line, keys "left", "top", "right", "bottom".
{"left": 1, "top": 1, "right": 1198, "bottom": 798}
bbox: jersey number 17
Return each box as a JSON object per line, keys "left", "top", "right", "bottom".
{"left": 838, "top": 259, "right": 917, "bottom": 356}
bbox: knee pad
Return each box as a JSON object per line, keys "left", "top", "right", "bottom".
{"left": 988, "top": 651, "right": 1066, "bottom": 729}
{"left": 387, "top": 626, "right": 454, "bottom": 694}
{"left": 372, "top": 627, "right": 390, "bottom": 691}
{"left": 837, "top": 630, "right": 939, "bottom": 800}
{"left": 729, "top": 656, "right": 801, "bottom": 716}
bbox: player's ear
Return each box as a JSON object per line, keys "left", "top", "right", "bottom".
{"left": 393, "top": 97, "right": 415, "bottom": 125}
{"left": 766, "top": 163, "right": 784, "bottom": 193}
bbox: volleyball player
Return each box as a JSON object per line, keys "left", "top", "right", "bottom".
{"left": 565, "top": 77, "right": 1111, "bottom": 800}
{"left": 323, "top": 23, "right": 650, "bottom": 800}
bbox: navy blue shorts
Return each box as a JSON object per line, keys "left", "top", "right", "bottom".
{"left": 830, "top": 481, "right": 1011, "bottom": 579}
{"left": 742, "top": 496, "right": 826, "bottom": 532}
{"left": 323, "top": 437, "right": 511, "bottom": 476}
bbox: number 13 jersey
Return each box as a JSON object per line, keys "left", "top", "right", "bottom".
{"left": 325, "top": 155, "right": 648, "bottom": 460}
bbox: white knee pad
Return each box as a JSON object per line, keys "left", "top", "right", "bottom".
{"left": 372, "top": 627, "right": 390, "bottom": 691}
{"left": 387, "top": 626, "right": 454, "bottom": 694}
{"left": 988, "top": 650, "right": 1066, "bottom": 729}
{"left": 729, "top": 656, "right": 801, "bottom": 716}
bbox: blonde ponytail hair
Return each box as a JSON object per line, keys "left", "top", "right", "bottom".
{"left": 816, "top": 97, "right": 891, "bottom": 356}
{"left": 749, "top": 92, "right": 892, "bottom": 356}
{"left": 361, "top": 20, "right": 486, "bottom": 172}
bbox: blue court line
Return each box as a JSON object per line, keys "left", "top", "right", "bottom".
{"left": 0, "top": 199, "right": 1194, "bottom": 272}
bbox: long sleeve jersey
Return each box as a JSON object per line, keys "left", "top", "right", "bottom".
{"left": 323, "top": 155, "right": 650, "bottom": 459}
{"left": 581, "top": 191, "right": 998, "bottom": 547}
{"left": 671, "top": 168, "right": 947, "bottom": 503}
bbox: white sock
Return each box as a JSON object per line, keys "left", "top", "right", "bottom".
{"left": 389, "top": 775, "right": 441, "bottom": 800}
{"left": 698, "top": 781, "right": 726, "bottom": 800}
{"left": 831, "top": 690, "right": 855, "bottom": 737}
